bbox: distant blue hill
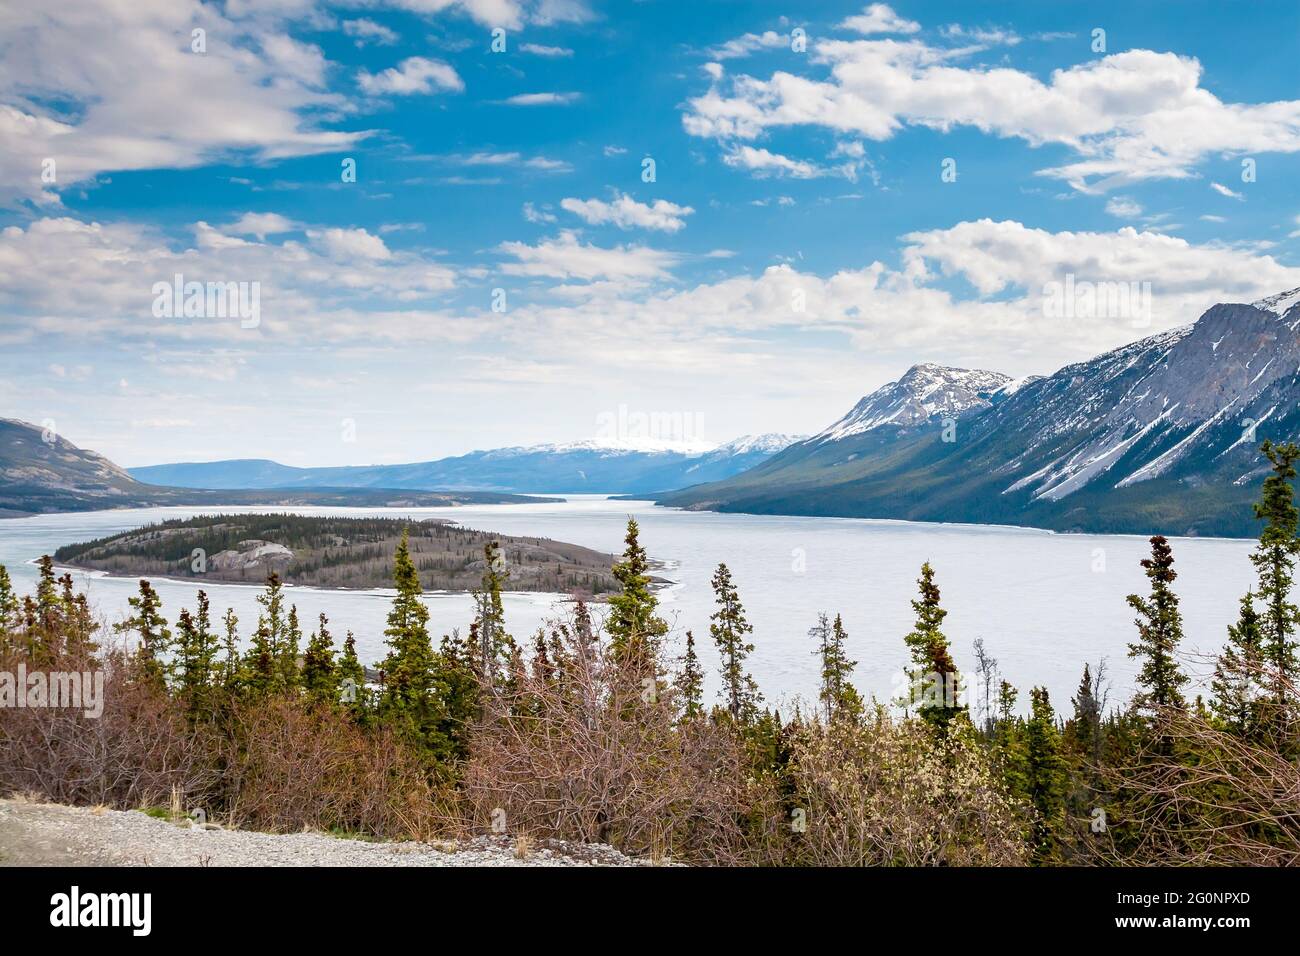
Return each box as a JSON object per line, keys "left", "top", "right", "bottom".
{"left": 128, "top": 435, "right": 803, "bottom": 496}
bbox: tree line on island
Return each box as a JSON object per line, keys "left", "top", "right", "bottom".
{"left": 2, "top": 442, "right": 1299, "bottom": 865}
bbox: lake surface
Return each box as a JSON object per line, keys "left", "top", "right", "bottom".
{"left": 0, "top": 496, "right": 1258, "bottom": 716}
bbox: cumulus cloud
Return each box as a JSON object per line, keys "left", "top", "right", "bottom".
{"left": 0, "top": 1, "right": 365, "bottom": 204}
{"left": 357, "top": 57, "right": 464, "bottom": 96}
{"left": 559, "top": 194, "right": 695, "bottom": 232}
{"left": 496, "top": 231, "right": 678, "bottom": 282}
{"left": 227, "top": 213, "right": 299, "bottom": 240}
{"left": 0, "top": 217, "right": 456, "bottom": 346}
{"left": 682, "top": 25, "right": 1300, "bottom": 192}
{"left": 839, "top": 3, "right": 920, "bottom": 36}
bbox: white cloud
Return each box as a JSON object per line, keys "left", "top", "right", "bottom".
{"left": 520, "top": 43, "right": 574, "bottom": 57}
{"left": 1200, "top": 215, "right": 1228, "bottom": 223}
{"left": 559, "top": 194, "right": 695, "bottom": 232}
{"left": 500, "top": 92, "right": 581, "bottom": 106}
{"left": 1104, "top": 196, "right": 1143, "bottom": 218}
{"left": 497, "top": 231, "right": 678, "bottom": 282}
{"left": 523, "top": 202, "right": 557, "bottom": 223}
{"left": 308, "top": 227, "right": 392, "bottom": 261}
{"left": 839, "top": 4, "right": 920, "bottom": 35}
{"left": 1210, "top": 182, "right": 1246, "bottom": 200}
{"left": 357, "top": 57, "right": 464, "bottom": 96}
{"left": 723, "top": 145, "right": 826, "bottom": 179}
{"left": 227, "top": 213, "right": 299, "bottom": 240}
{"left": 0, "top": 217, "right": 457, "bottom": 346}
{"left": 0, "top": 2, "right": 364, "bottom": 204}
{"left": 683, "top": 29, "right": 1300, "bottom": 192}
{"left": 342, "top": 18, "right": 399, "bottom": 46}
{"left": 707, "top": 30, "right": 788, "bottom": 60}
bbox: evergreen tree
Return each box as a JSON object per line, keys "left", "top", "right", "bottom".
{"left": 0, "top": 565, "right": 18, "bottom": 650}
{"left": 472, "top": 541, "right": 514, "bottom": 690}
{"left": 1068, "top": 663, "right": 1103, "bottom": 762}
{"left": 245, "top": 572, "right": 287, "bottom": 694}
{"left": 677, "top": 629, "right": 704, "bottom": 719}
{"left": 903, "top": 562, "right": 963, "bottom": 726}
{"left": 57, "top": 572, "right": 97, "bottom": 656}
{"left": 434, "top": 629, "right": 479, "bottom": 762}
{"left": 709, "top": 562, "right": 760, "bottom": 723}
{"left": 282, "top": 604, "right": 303, "bottom": 690}
{"left": 992, "top": 680, "right": 1028, "bottom": 797}
{"left": 1211, "top": 592, "right": 1265, "bottom": 738}
{"left": 220, "top": 608, "right": 240, "bottom": 691}
{"left": 378, "top": 531, "right": 447, "bottom": 750}
{"left": 606, "top": 518, "right": 668, "bottom": 660}
{"left": 810, "top": 612, "right": 861, "bottom": 723}
{"left": 173, "top": 590, "right": 219, "bottom": 719}
{"left": 302, "top": 612, "right": 339, "bottom": 702}
{"left": 1125, "top": 536, "right": 1189, "bottom": 740}
{"left": 1249, "top": 441, "right": 1300, "bottom": 721}
{"left": 1025, "top": 687, "right": 1067, "bottom": 860}
{"left": 114, "top": 579, "right": 171, "bottom": 687}
{"left": 338, "top": 630, "right": 368, "bottom": 718}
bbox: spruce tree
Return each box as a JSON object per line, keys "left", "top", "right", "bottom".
{"left": 472, "top": 541, "right": 514, "bottom": 690}
{"left": 220, "top": 608, "right": 240, "bottom": 691}
{"left": 1125, "top": 536, "right": 1189, "bottom": 737}
{"left": 282, "top": 604, "right": 303, "bottom": 690}
{"left": 677, "top": 629, "right": 704, "bottom": 719}
{"left": 1211, "top": 592, "right": 1265, "bottom": 738}
{"left": 1068, "top": 663, "right": 1102, "bottom": 762}
{"left": 378, "top": 531, "right": 446, "bottom": 749}
{"left": 709, "top": 562, "right": 760, "bottom": 723}
{"left": 903, "top": 562, "right": 963, "bottom": 726}
{"left": 174, "top": 590, "right": 219, "bottom": 718}
{"left": 0, "top": 565, "right": 18, "bottom": 650}
{"left": 302, "top": 612, "right": 339, "bottom": 702}
{"left": 993, "top": 680, "right": 1028, "bottom": 797}
{"left": 810, "top": 612, "right": 861, "bottom": 723}
{"left": 606, "top": 518, "right": 668, "bottom": 660}
{"left": 338, "top": 630, "right": 368, "bottom": 718}
{"left": 1249, "top": 441, "right": 1300, "bottom": 721}
{"left": 1025, "top": 687, "right": 1067, "bottom": 860}
{"left": 114, "top": 579, "right": 171, "bottom": 688}
{"left": 245, "top": 572, "right": 287, "bottom": 694}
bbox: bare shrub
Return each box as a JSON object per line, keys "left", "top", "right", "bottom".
{"left": 1099, "top": 704, "right": 1300, "bottom": 866}
{"left": 464, "top": 638, "right": 765, "bottom": 864}
{"left": 217, "top": 696, "right": 458, "bottom": 841}
{"left": 786, "top": 712, "right": 1030, "bottom": 866}
{"left": 0, "top": 649, "right": 220, "bottom": 810}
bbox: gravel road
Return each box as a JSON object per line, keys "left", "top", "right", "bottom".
{"left": 0, "top": 798, "right": 652, "bottom": 867}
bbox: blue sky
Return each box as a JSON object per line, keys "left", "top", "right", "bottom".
{"left": 2, "top": 0, "right": 1299, "bottom": 467}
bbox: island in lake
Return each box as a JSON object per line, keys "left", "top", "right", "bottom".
{"left": 54, "top": 513, "right": 624, "bottom": 597}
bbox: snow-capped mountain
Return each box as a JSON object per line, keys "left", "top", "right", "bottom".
{"left": 662, "top": 292, "right": 1300, "bottom": 537}
{"left": 129, "top": 434, "right": 802, "bottom": 496}
{"left": 815, "top": 364, "right": 1011, "bottom": 443}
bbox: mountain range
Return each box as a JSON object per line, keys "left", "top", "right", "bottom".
{"left": 659, "top": 290, "right": 1300, "bottom": 538}
{"left": 127, "top": 434, "right": 801, "bottom": 495}
{"left": 0, "top": 419, "right": 556, "bottom": 518}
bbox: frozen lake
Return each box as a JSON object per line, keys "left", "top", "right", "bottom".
{"left": 0, "top": 495, "right": 1257, "bottom": 716}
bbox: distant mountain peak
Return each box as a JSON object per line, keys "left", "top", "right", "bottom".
{"left": 814, "top": 364, "right": 1011, "bottom": 443}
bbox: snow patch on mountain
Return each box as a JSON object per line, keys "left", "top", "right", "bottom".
{"left": 1251, "top": 287, "right": 1300, "bottom": 318}
{"left": 815, "top": 364, "right": 1011, "bottom": 443}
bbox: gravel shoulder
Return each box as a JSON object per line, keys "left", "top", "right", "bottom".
{"left": 0, "top": 799, "right": 653, "bottom": 867}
